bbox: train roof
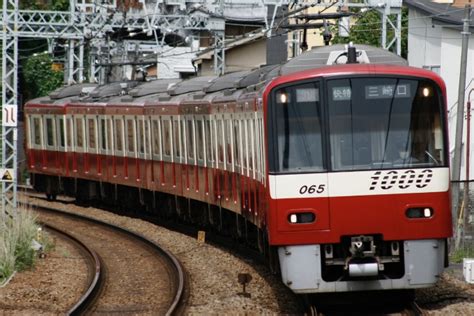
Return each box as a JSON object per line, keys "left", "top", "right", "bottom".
{"left": 128, "top": 79, "right": 181, "bottom": 97}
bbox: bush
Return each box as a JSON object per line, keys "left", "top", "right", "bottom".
{"left": 0, "top": 208, "right": 41, "bottom": 284}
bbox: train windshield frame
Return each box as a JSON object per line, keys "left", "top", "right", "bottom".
{"left": 267, "top": 76, "right": 447, "bottom": 174}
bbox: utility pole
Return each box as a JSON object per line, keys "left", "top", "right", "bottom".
{"left": 453, "top": 4, "right": 471, "bottom": 250}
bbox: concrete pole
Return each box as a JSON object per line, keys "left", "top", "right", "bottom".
{"left": 453, "top": 4, "right": 471, "bottom": 249}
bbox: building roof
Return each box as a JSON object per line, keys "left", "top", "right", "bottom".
{"left": 404, "top": 0, "right": 473, "bottom": 29}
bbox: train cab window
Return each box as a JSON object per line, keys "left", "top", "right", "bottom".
{"left": 327, "top": 78, "right": 447, "bottom": 170}
{"left": 88, "top": 118, "right": 97, "bottom": 150}
{"left": 33, "top": 117, "right": 42, "bottom": 146}
{"left": 268, "top": 82, "right": 323, "bottom": 173}
{"left": 57, "top": 117, "right": 65, "bottom": 148}
{"left": 75, "top": 117, "right": 84, "bottom": 149}
{"left": 114, "top": 118, "right": 124, "bottom": 152}
{"left": 45, "top": 117, "right": 55, "bottom": 147}
{"left": 126, "top": 119, "right": 135, "bottom": 154}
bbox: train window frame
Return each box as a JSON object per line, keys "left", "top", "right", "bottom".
{"left": 125, "top": 116, "right": 137, "bottom": 157}
{"left": 44, "top": 115, "right": 56, "bottom": 149}
{"left": 162, "top": 117, "right": 172, "bottom": 162}
{"left": 325, "top": 76, "right": 448, "bottom": 171}
{"left": 86, "top": 115, "right": 98, "bottom": 154}
{"left": 151, "top": 117, "right": 161, "bottom": 161}
{"left": 66, "top": 116, "right": 74, "bottom": 152}
{"left": 249, "top": 116, "right": 256, "bottom": 179}
{"left": 175, "top": 117, "right": 183, "bottom": 163}
{"left": 242, "top": 116, "right": 249, "bottom": 177}
{"left": 32, "top": 115, "right": 43, "bottom": 149}
{"left": 205, "top": 118, "right": 213, "bottom": 168}
{"left": 233, "top": 116, "right": 241, "bottom": 171}
{"left": 75, "top": 115, "right": 85, "bottom": 152}
{"left": 114, "top": 116, "right": 125, "bottom": 155}
{"left": 186, "top": 117, "right": 195, "bottom": 163}
{"left": 225, "top": 114, "right": 234, "bottom": 172}
{"left": 56, "top": 116, "right": 66, "bottom": 150}
{"left": 267, "top": 80, "right": 325, "bottom": 174}
{"left": 137, "top": 116, "right": 146, "bottom": 158}
{"left": 99, "top": 116, "right": 108, "bottom": 154}
{"left": 196, "top": 117, "right": 205, "bottom": 166}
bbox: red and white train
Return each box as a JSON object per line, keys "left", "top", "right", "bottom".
{"left": 25, "top": 44, "right": 452, "bottom": 294}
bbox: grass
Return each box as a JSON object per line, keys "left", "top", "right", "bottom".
{"left": 0, "top": 206, "right": 43, "bottom": 284}
{"left": 450, "top": 244, "right": 474, "bottom": 263}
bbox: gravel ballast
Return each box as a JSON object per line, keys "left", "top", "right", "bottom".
{"left": 1, "top": 193, "right": 473, "bottom": 315}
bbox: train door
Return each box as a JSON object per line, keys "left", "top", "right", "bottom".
{"left": 86, "top": 115, "right": 98, "bottom": 176}
{"left": 171, "top": 115, "right": 183, "bottom": 195}
{"left": 74, "top": 115, "right": 86, "bottom": 175}
{"left": 125, "top": 116, "right": 137, "bottom": 182}
{"left": 137, "top": 115, "right": 149, "bottom": 187}
{"left": 56, "top": 115, "right": 67, "bottom": 176}
{"left": 65, "top": 115, "right": 74, "bottom": 175}
{"left": 29, "top": 115, "right": 44, "bottom": 171}
{"left": 267, "top": 81, "right": 330, "bottom": 236}
{"left": 113, "top": 115, "right": 125, "bottom": 179}
{"left": 43, "top": 115, "right": 58, "bottom": 172}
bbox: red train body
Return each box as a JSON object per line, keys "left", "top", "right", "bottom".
{"left": 25, "top": 45, "right": 452, "bottom": 294}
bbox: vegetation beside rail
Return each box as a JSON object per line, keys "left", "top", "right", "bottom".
{"left": 0, "top": 208, "right": 47, "bottom": 285}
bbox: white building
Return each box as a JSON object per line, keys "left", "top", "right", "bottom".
{"left": 406, "top": 0, "right": 474, "bottom": 181}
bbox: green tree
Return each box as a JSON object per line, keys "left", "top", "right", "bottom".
{"left": 332, "top": 8, "right": 408, "bottom": 59}
{"left": 23, "top": 53, "right": 63, "bottom": 99}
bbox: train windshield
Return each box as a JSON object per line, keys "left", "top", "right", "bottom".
{"left": 268, "top": 77, "right": 446, "bottom": 173}
{"left": 328, "top": 78, "right": 445, "bottom": 171}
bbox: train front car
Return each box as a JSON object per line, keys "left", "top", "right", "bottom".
{"left": 264, "top": 60, "right": 451, "bottom": 293}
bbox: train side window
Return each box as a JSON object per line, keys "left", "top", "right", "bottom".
{"left": 187, "top": 119, "right": 194, "bottom": 161}
{"left": 216, "top": 118, "right": 224, "bottom": 165}
{"left": 66, "top": 117, "right": 73, "bottom": 151}
{"left": 106, "top": 118, "right": 113, "bottom": 153}
{"left": 57, "top": 117, "right": 65, "bottom": 149}
{"left": 126, "top": 118, "right": 136, "bottom": 155}
{"left": 33, "top": 116, "right": 42, "bottom": 147}
{"left": 138, "top": 118, "right": 145, "bottom": 155}
{"left": 196, "top": 119, "right": 204, "bottom": 162}
{"left": 226, "top": 117, "right": 234, "bottom": 173}
{"left": 99, "top": 118, "right": 107, "bottom": 151}
{"left": 163, "top": 118, "right": 171, "bottom": 158}
{"left": 114, "top": 117, "right": 124, "bottom": 152}
{"left": 205, "top": 119, "right": 212, "bottom": 166}
{"left": 249, "top": 117, "right": 255, "bottom": 178}
{"left": 181, "top": 119, "right": 187, "bottom": 162}
{"left": 243, "top": 118, "right": 249, "bottom": 176}
{"left": 75, "top": 117, "right": 84, "bottom": 150}
{"left": 173, "top": 119, "right": 181, "bottom": 160}
{"left": 152, "top": 119, "right": 161, "bottom": 157}
{"left": 233, "top": 118, "right": 240, "bottom": 169}
{"left": 88, "top": 117, "right": 97, "bottom": 151}
{"left": 45, "top": 117, "right": 55, "bottom": 147}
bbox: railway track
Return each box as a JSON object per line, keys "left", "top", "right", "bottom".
{"left": 305, "top": 290, "right": 425, "bottom": 316}
{"left": 40, "top": 223, "right": 102, "bottom": 315}
{"left": 31, "top": 204, "right": 186, "bottom": 315}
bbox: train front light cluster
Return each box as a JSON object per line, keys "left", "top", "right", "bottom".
{"left": 406, "top": 207, "right": 433, "bottom": 219}
{"left": 288, "top": 212, "right": 315, "bottom": 224}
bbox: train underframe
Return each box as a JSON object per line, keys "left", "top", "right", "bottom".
{"left": 31, "top": 173, "right": 281, "bottom": 270}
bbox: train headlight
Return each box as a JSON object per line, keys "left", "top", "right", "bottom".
{"left": 406, "top": 207, "right": 433, "bottom": 219}
{"left": 288, "top": 212, "right": 316, "bottom": 224}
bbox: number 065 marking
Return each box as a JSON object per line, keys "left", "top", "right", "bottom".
{"left": 299, "top": 184, "right": 325, "bottom": 195}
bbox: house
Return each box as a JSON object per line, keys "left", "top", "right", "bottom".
{"left": 405, "top": 0, "right": 474, "bottom": 180}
